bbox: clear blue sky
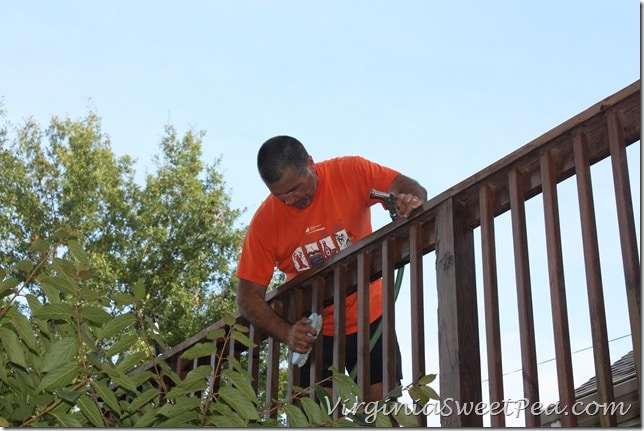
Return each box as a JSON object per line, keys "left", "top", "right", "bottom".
{"left": 1, "top": 0, "right": 640, "bottom": 425}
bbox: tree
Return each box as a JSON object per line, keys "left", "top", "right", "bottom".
{"left": 0, "top": 109, "right": 245, "bottom": 348}
{"left": 126, "top": 124, "right": 246, "bottom": 346}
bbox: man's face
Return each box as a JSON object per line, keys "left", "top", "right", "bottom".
{"left": 267, "top": 157, "right": 318, "bottom": 210}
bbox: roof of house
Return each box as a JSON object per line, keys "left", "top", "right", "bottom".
{"left": 575, "top": 350, "right": 636, "bottom": 398}
{"left": 541, "top": 350, "right": 640, "bottom": 427}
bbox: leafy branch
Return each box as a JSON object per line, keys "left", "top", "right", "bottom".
{"left": 0, "top": 224, "right": 439, "bottom": 427}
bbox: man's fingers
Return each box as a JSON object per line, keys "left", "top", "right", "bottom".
{"left": 395, "top": 194, "right": 423, "bottom": 218}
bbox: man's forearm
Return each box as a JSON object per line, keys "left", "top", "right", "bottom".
{"left": 238, "top": 292, "right": 292, "bottom": 343}
{"left": 389, "top": 174, "right": 427, "bottom": 201}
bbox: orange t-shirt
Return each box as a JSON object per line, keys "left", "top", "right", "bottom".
{"left": 236, "top": 156, "right": 399, "bottom": 336}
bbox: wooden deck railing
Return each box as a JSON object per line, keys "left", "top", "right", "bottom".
{"left": 134, "top": 80, "right": 640, "bottom": 427}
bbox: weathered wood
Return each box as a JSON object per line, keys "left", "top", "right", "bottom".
{"left": 479, "top": 184, "right": 505, "bottom": 427}
{"left": 508, "top": 167, "right": 540, "bottom": 427}
{"left": 265, "top": 301, "right": 283, "bottom": 419}
{"left": 607, "top": 112, "right": 641, "bottom": 390}
{"left": 540, "top": 150, "right": 577, "bottom": 427}
{"left": 287, "top": 288, "right": 304, "bottom": 401}
{"left": 357, "top": 251, "right": 372, "bottom": 399}
{"left": 573, "top": 131, "right": 617, "bottom": 427}
{"left": 409, "top": 222, "right": 427, "bottom": 427}
{"left": 381, "top": 238, "right": 397, "bottom": 396}
{"left": 309, "top": 276, "right": 326, "bottom": 392}
{"left": 247, "top": 325, "right": 261, "bottom": 392}
{"left": 332, "top": 265, "right": 347, "bottom": 419}
{"left": 436, "top": 198, "right": 482, "bottom": 427}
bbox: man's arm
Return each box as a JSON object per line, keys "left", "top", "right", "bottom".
{"left": 388, "top": 173, "right": 427, "bottom": 218}
{"left": 236, "top": 278, "right": 317, "bottom": 353}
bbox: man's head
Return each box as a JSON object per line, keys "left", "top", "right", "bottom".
{"left": 257, "top": 135, "right": 318, "bottom": 209}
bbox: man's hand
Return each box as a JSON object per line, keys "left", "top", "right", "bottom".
{"left": 287, "top": 316, "right": 318, "bottom": 353}
{"left": 394, "top": 193, "right": 423, "bottom": 218}
{"left": 389, "top": 173, "right": 427, "bottom": 218}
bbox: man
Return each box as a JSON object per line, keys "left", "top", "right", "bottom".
{"left": 236, "top": 135, "right": 427, "bottom": 402}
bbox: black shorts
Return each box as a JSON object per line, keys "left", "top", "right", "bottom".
{"left": 298, "top": 316, "right": 403, "bottom": 387}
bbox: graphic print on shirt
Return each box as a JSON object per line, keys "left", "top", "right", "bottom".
{"left": 334, "top": 229, "right": 352, "bottom": 250}
{"left": 292, "top": 227, "right": 353, "bottom": 273}
{"left": 292, "top": 247, "right": 311, "bottom": 272}
{"left": 304, "top": 242, "right": 324, "bottom": 266}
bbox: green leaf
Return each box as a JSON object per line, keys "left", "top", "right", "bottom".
{"left": 132, "top": 281, "right": 145, "bottom": 300}
{"left": 180, "top": 341, "right": 217, "bottom": 360}
{"left": 14, "top": 259, "right": 34, "bottom": 273}
{"left": 300, "top": 396, "right": 331, "bottom": 425}
{"left": 386, "top": 385, "right": 404, "bottom": 399}
{"left": 372, "top": 406, "right": 393, "bottom": 427}
{"left": 25, "top": 293, "right": 43, "bottom": 311}
{"left": 32, "top": 303, "right": 74, "bottom": 321}
{"left": 56, "top": 389, "right": 83, "bottom": 403}
{"left": 232, "top": 322, "right": 249, "bottom": 333}
{"left": 133, "top": 410, "right": 157, "bottom": 427}
{"left": 42, "top": 337, "right": 78, "bottom": 373}
{"left": 126, "top": 387, "right": 159, "bottom": 413}
{"left": 7, "top": 308, "right": 38, "bottom": 351}
{"left": 221, "top": 368, "right": 257, "bottom": 403}
{"left": 157, "top": 396, "right": 200, "bottom": 417}
{"left": 408, "top": 386, "right": 429, "bottom": 406}
{"left": 207, "top": 414, "right": 246, "bottom": 427}
{"left": 0, "top": 276, "right": 20, "bottom": 299}
{"left": 418, "top": 373, "right": 437, "bottom": 385}
{"left": 77, "top": 394, "right": 104, "bottom": 427}
{"left": 230, "top": 330, "right": 256, "bottom": 348}
{"left": 31, "top": 238, "right": 51, "bottom": 254}
{"left": 166, "top": 365, "right": 212, "bottom": 398}
{"left": 111, "top": 292, "right": 134, "bottom": 306}
{"left": 37, "top": 363, "right": 80, "bottom": 392}
{"left": 391, "top": 401, "right": 419, "bottom": 427}
{"left": 420, "top": 384, "right": 440, "bottom": 401}
{"left": 67, "top": 238, "right": 90, "bottom": 268}
{"left": 106, "top": 333, "right": 139, "bottom": 357}
{"left": 115, "top": 349, "right": 148, "bottom": 373}
{"left": 51, "top": 411, "right": 83, "bottom": 427}
{"left": 284, "top": 403, "right": 309, "bottom": 427}
{"left": 315, "top": 384, "right": 332, "bottom": 407}
{"left": 0, "top": 327, "right": 27, "bottom": 368}
{"left": 79, "top": 305, "right": 112, "bottom": 324}
{"left": 60, "top": 259, "right": 78, "bottom": 278}
{"left": 108, "top": 369, "right": 139, "bottom": 394}
{"left": 158, "top": 410, "right": 199, "bottom": 427}
{"left": 38, "top": 273, "right": 77, "bottom": 295}
{"left": 218, "top": 386, "right": 260, "bottom": 420}
{"left": 207, "top": 403, "right": 247, "bottom": 428}
{"left": 332, "top": 372, "right": 360, "bottom": 409}
{"left": 91, "top": 379, "right": 122, "bottom": 416}
{"left": 206, "top": 328, "right": 226, "bottom": 340}
{"left": 79, "top": 285, "right": 98, "bottom": 300}
{"left": 98, "top": 312, "right": 136, "bottom": 340}
{"left": 223, "top": 313, "right": 236, "bottom": 326}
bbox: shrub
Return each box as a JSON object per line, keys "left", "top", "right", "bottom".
{"left": 0, "top": 224, "right": 438, "bottom": 427}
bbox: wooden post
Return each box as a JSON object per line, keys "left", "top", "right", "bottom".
{"left": 436, "top": 197, "right": 482, "bottom": 427}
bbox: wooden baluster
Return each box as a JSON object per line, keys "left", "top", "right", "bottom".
{"left": 479, "top": 184, "right": 506, "bottom": 427}
{"left": 607, "top": 112, "right": 641, "bottom": 388}
{"left": 541, "top": 150, "right": 577, "bottom": 426}
{"left": 573, "top": 131, "right": 616, "bottom": 427}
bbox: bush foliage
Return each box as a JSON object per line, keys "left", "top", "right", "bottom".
{"left": 0, "top": 225, "right": 438, "bottom": 427}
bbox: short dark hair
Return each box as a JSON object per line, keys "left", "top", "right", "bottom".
{"left": 257, "top": 135, "right": 309, "bottom": 184}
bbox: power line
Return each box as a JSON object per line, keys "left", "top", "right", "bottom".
{"left": 481, "top": 333, "right": 632, "bottom": 383}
